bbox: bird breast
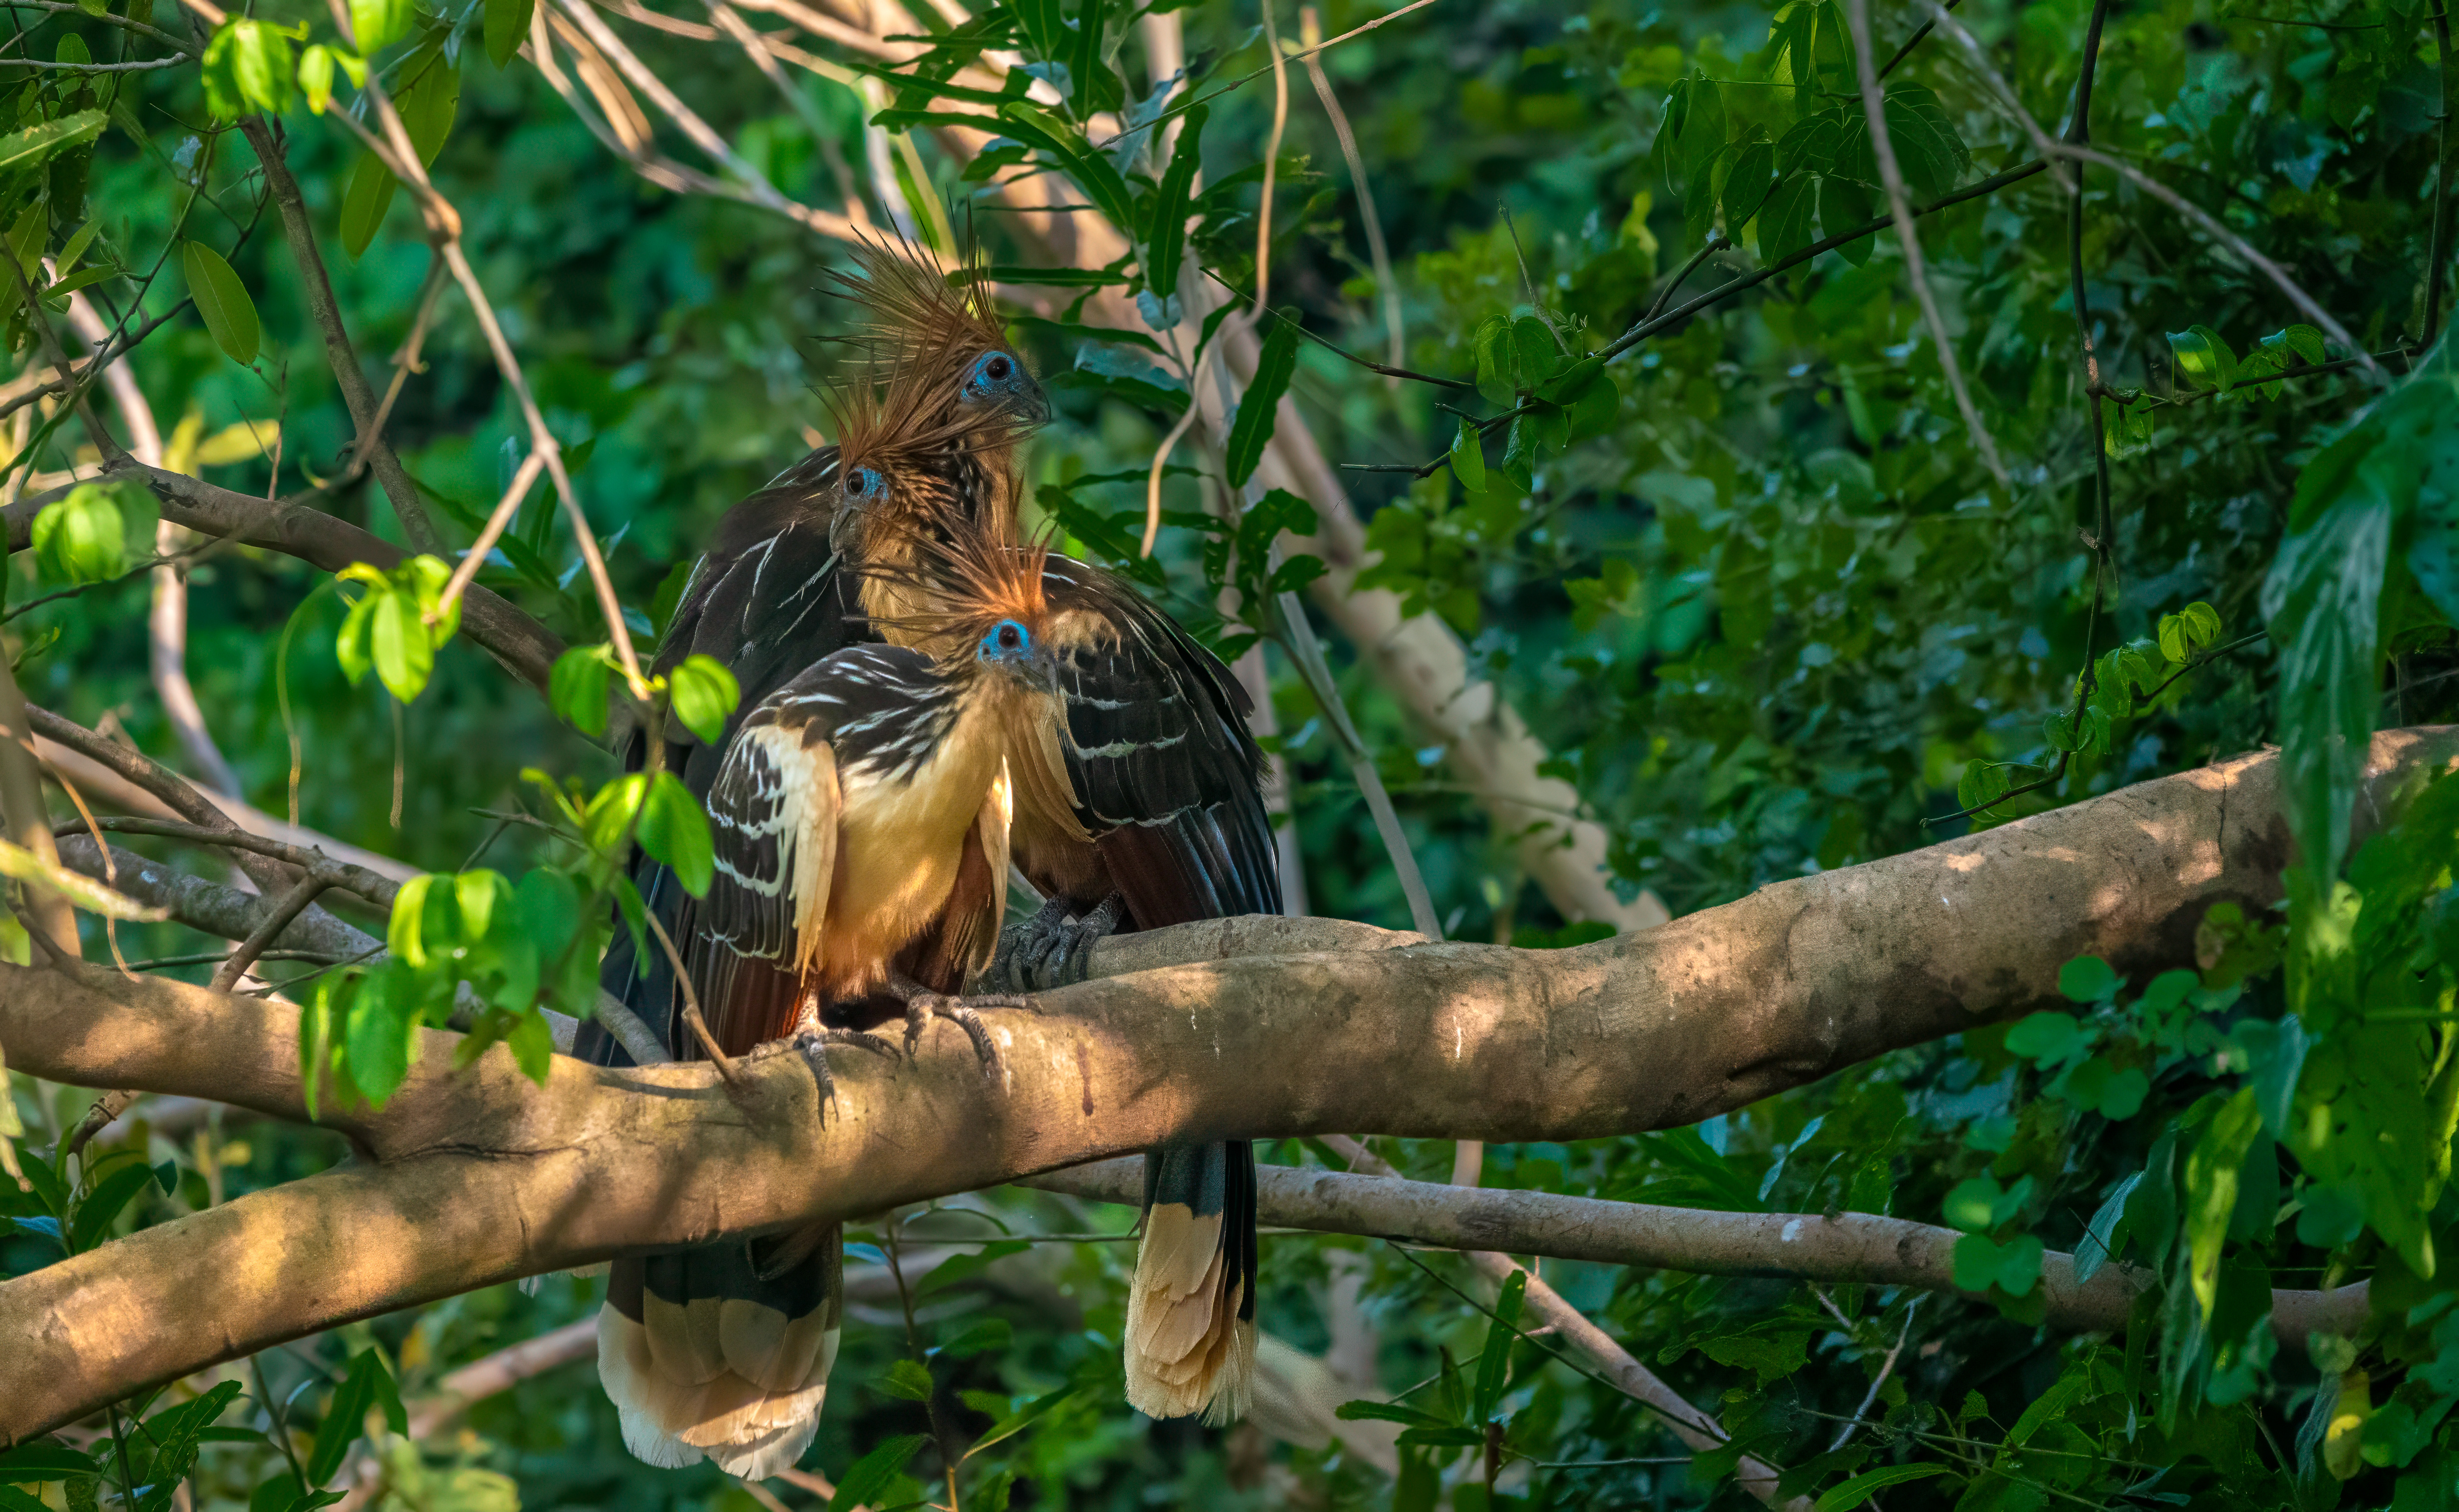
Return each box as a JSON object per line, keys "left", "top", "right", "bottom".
{"left": 815, "top": 715, "right": 1006, "bottom": 993}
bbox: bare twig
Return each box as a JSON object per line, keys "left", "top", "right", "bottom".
{"left": 1845, "top": 0, "right": 2009, "bottom": 487}
{"left": 1298, "top": 7, "right": 1403, "bottom": 383}
{"left": 1830, "top": 1299, "right": 1920, "bottom": 1451}
{"left": 1878, "top": 0, "right": 1959, "bottom": 78}
{"left": 237, "top": 117, "right": 446, "bottom": 555}
{"left": 1251, "top": 0, "right": 1292, "bottom": 319}
{"left": 429, "top": 449, "right": 548, "bottom": 626}
{"left": 47, "top": 817, "right": 402, "bottom": 908}
{"left": 209, "top": 875, "right": 333, "bottom": 993}
{"left": 646, "top": 908, "right": 731, "bottom": 1080}
{"left": 1141, "top": 401, "right": 1202, "bottom": 557}
{"left": 1644, "top": 233, "right": 1731, "bottom": 323}
{"left": 1315, "top": 1136, "right": 1808, "bottom": 1511}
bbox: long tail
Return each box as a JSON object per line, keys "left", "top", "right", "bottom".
{"left": 598, "top": 1224, "right": 843, "bottom": 1479}
{"left": 1124, "top": 1142, "right": 1258, "bottom": 1424}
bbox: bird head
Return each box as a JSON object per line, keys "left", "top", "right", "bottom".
{"left": 873, "top": 510, "right": 1059, "bottom": 691}
{"left": 824, "top": 231, "right": 1052, "bottom": 434}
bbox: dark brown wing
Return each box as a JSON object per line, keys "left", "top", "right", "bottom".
{"left": 1042, "top": 556, "right": 1280, "bottom": 928}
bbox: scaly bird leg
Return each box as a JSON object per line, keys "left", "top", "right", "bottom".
{"left": 1058, "top": 892, "right": 1126, "bottom": 987}
{"left": 887, "top": 971, "right": 1038, "bottom": 1079}
{"left": 992, "top": 892, "right": 1075, "bottom": 994}
{"left": 788, "top": 997, "right": 898, "bottom": 1125}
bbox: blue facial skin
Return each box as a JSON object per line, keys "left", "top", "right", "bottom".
{"left": 842, "top": 465, "right": 887, "bottom": 503}
{"left": 978, "top": 617, "right": 1032, "bottom": 666}
{"left": 961, "top": 350, "right": 1050, "bottom": 424}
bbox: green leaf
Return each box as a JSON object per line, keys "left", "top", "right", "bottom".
{"left": 1758, "top": 173, "right": 1817, "bottom": 262}
{"left": 0, "top": 1442, "right": 95, "bottom": 1482}
{"left": 397, "top": 46, "right": 462, "bottom": 165}
{"left": 1567, "top": 370, "right": 1620, "bottom": 440}
{"left": 831, "top": 1434, "right": 928, "bottom": 1508}
{"left": 1943, "top": 1175, "right": 2002, "bottom": 1233}
{"left": 1820, "top": 176, "right": 1874, "bottom": 264}
{"left": 1472, "top": 1269, "right": 1526, "bottom": 1418}
{"left": 2168, "top": 324, "right": 2238, "bottom": 390}
{"left": 934, "top": 1317, "right": 1012, "bottom": 1359}
{"left": 2260, "top": 484, "right": 2393, "bottom": 891}
{"left": 1814, "top": 1463, "right": 1953, "bottom": 1512}
{"left": 1334, "top": 1400, "right": 1449, "bottom": 1427}
{"left": 368, "top": 586, "right": 434, "bottom": 702}
{"left": 201, "top": 19, "right": 295, "bottom": 118}
{"left": 1510, "top": 315, "right": 1561, "bottom": 389}
{"left": 1721, "top": 139, "right": 1776, "bottom": 232}
{"left": 340, "top": 151, "right": 398, "bottom": 260}
{"left": 964, "top": 1386, "right": 1076, "bottom": 1459}
{"left": 2183, "top": 1088, "right": 2263, "bottom": 1318}
{"left": 550, "top": 645, "right": 613, "bottom": 737}
{"left": 31, "top": 482, "right": 124, "bottom": 584}
{"left": 1471, "top": 315, "right": 1512, "bottom": 407}
{"left": 1450, "top": 417, "right": 1488, "bottom": 493}
{"left": 2003, "top": 1011, "right": 2085, "bottom": 1064}
{"left": 2073, "top": 1170, "right": 2143, "bottom": 1284}
{"left": 0, "top": 111, "right": 104, "bottom": 180}
{"left": 1141, "top": 103, "right": 1205, "bottom": 308}
{"left": 2057, "top": 955, "right": 2120, "bottom": 1003}
{"left": 304, "top": 1351, "right": 401, "bottom": 1487}
{"left": 352, "top": 0, "right": 415, "bottom": 52}
{"left": 71, "top": 1160, "right": 157, "bottom": 1251}
{"left": 1223, "top": 310, "right": 1301, "bottom": 488}
{"left": 484, "top": 0, "right": 534, "bottom": 67}
{"left": 639, "top": 771, "right": 714, "bottom": 897}
{"left": 667, "top": 653, "right": 740, "bottom": 746}
{"left": 182, "top": 241, "right": 261, "bottom": 367}
{"left": 135, "top": 1382, "right": 246, "bottom": 1511}
{"left": 877, "top": 1358, "right": 936, "bottom": 1402}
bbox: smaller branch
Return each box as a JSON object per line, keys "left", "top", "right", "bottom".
{"left": 1141, "top": 401, "right": 1202, "bottom": 558}
{"left": 406, "top": 1319, "right": 596, "bottom": 1437}
{"left": 1878, "top": 0, "right": 1959, "bottom": 76}
{"left": 1644, "top": 233, "right": 1731, "bottom": 322}
{"left": 429, "top": 449, "right": 548, "bottom": 626}
{"left": 1082, "top": 0, "right": 1440, "bottom": 154}
{"left": 645, "top": 908, "right": 729, "bottom": 1078}
{"left": 1299, "top": 7, "right": 1402, "bottom": 382}
{"left": 2048, "top": 140, "right": 2376, "bottom": 378}
{"left": 53, "top": 817, "right": 403, "bottom": 908}
{"left": 8, "top": 52, "right": 189, "bottom": 70}
{"left": 1199, "top": 269, "right": 1469, "bottom": 387}
{"left": 1829, "top": 1298, "right": 1918, "bottom": 1451}
{"left": 1847, "top": 0, "right": 2009, "bottom": 487}
{"left": 0, "top": 0, "right": 191, "bottom": 47}
{"left": 209, "top": 875, "right": 335, "bottom": 993}
{"left": 1251, "top": 0, "right": 1293, "bottom": 321}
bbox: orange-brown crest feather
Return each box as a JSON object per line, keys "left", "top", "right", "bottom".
{"left": 822, "top": 229, "right": 1006, "bottom": 383}
{"left": 866, "top": 508, "right": 1052, "bottom": 659}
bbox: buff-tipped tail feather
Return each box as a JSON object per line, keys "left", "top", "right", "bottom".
{"left": 1124, "top": 1145, "right": 1258, "bottom": 1424}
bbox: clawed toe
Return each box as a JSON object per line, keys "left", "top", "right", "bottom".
{"left": 794, "top": 1025, "right": 899, "bottom": 1125}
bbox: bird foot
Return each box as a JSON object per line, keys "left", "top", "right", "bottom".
{"left": 890, "top": 975, "right": 1038, "bottom": 1079}
{"left": 791, "top": 1025, "right": 898, "bottom": 1125}
{"left": 997, "top": 892, "right": 1126, "bottom": 992}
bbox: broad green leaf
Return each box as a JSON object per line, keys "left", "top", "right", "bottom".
{"left": 1223, "top": 310, "right": 1301, "bottom": 487}
{"left": 1813, "top": 1463, "right": 1953, "bottom": 1511}
{"left": 1820, "top": 176, "right": 1874, "bottom": 265}
{"left": 183, "top": 241, "right": 261, "bottom": 366}
{"left": 2264, "top": 322, "right": 2328, "bottom": 365}
{"left": 1472, "top": 315, "right": 1513, "bottom": 407}
{"left": 2260, "top": 488, "right": 2392, "bottom": 890}
{"left": 1721, "top": 139, "right": 1776, "bottom": 232}
{"left": 2004, "top": 1011, "right": 2084, "bottom": 1064}
{"left": 0, "top": 1442, "right": 96, "bottom": 1483}
{"left": 2073, "top": 1170, "right": 2143, "bottom": 1283}
{"left": 1567, "top": 370, "right": 1620, "bottom": 440}
{"left": 304, "top": 1351, "right": 403, "bottom": 1487}
{"left": 299, "top": 44, "right": 338, "bottom": 114}
{"left": 351, "top": 0, "right": 415, "bottom": 53}
{"left": 1511, "top": 315, "right": 1561, "bottom": 388}
{"left": 934, "top": 1317, "right": 1012, "bottom": 1358}
{"left": 0, "top": 111, "right": 104, "bottom": 178}
{"left": 831, "top": 1434, "right": 928, "bottom": 1508}
{"left": 201, "top": 19, "right": 295, "bottom": 118}
{"left": 964, "top": 1386, "right": 1076, "bottom": 1459}
{"left": 2057, "top": 955, "right": 2119, "bottom": 1003}
{"left": 2183, "top": 1088, "right": 2263, "bottom": 1318}
{"left": 1334, "top": 1400, "right": 1450, "bottom": 1427}
{"left": 135, "top": 1381, "right": 246, "bottom": 1511}
{"left": 397, "top": 46, "right": 462, "bottom": 165}
{"left": 344, "top": 961, "right": 419, "bottom": 1104}
{"left": 484, "top": 0, "right": 534, "bottom": 67}
{"left": 877, "top": 1358, "right": 935, "bottom": 1402}
{"left": 71, "top": 1160, "right": 158, "bottom": 1251}
{"left": 639, "top": 770, "right": 714, "bottom": 896}
{"left": 551, "top": 645, "right": 613, "bottom": 736}
{"left": 340, "top": 151, "right": 397, "bottom": 260}
{"left": 1451, "top": 417, "right": 1488, "bottom": 493}
{"left": 668, "top": 653, "right": 740, "bottom": 746}
{"left": 1758, "top": 173, "right": 1817, "bottom": 262}
{"left": 31, "top": 482, "right": 124, "bottom": 584}
{"left": 2167, "top": 324, "right": 2238, "bottom": 390}
{"left": 1142, "top": 104, "right": 1205, "bottom": 309}
{"left": 369, "top": 586, "right": 433, "bottom": 702}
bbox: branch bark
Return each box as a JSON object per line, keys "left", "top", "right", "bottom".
{"left": 0, "top": 730, "right": 2447, "bottom": 1435}
{"left": 1024, "top": 1159, "right": 2367, "bottom": 1345}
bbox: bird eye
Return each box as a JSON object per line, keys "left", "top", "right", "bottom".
{"left": 842, "top": 466, "right": 883, "bottom": 499}
{"left": 966, "top": 351, "right": 1019, "bottom": 397}
{"left": 986, "top": 355, "right": 1012, "bottom": 380}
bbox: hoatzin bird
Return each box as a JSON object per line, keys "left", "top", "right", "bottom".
{"left": 583, "top": 231, "right": 1047, "bottom": 1071}
{"left": 894, "top": 517, "right": 1282, "bottom": 1425}
{"left": 596, "top": 484, "right": 1057, "bottom": 1479}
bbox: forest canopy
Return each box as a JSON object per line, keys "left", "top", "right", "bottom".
{"left": 0, "top": 0, "right": 2456, "bottom": 1502}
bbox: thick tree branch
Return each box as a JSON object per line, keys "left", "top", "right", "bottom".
{"left": 21, "top": 458, "right": 569, "bottom": 691}
{"left": 1024, "top": 1160, "right": 2366, "bottom": 1345}
{"left": 0, "top": 730, "right": 2447, "bottom": 1435}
